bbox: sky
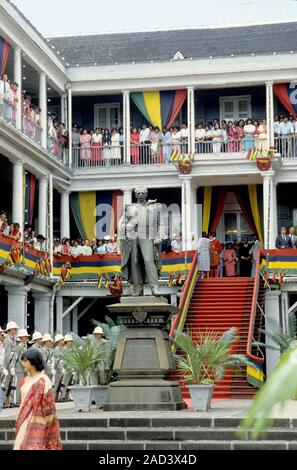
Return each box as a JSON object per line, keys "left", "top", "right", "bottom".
{"left": 11, "top": 0, "right": 297, "bottom": 36}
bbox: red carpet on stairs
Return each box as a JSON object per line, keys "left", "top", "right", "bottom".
{"left": 170, "top": 277, "right": 264, "bottom": 402}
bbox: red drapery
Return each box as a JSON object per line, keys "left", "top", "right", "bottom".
{"left": 111, "top": 190, "right": 123, "bottom": 235}
{"left": 210, "top": 188, "right": 228, "bottom": 233}
{"left": 234, "top": 189, "right": 257, "bottom": 236}
{"left": 0, "top": 38, "right": 11, "bottom": 77}
{"left": 167, "top": 90, "right": 187, "bottom": 128}
{"left": 274, "top": 83, "right": 297, "bottom": 119}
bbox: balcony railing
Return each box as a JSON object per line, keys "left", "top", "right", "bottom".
{"left": 22, "top": 115, "right": 42, "bottom": 145}
{"left": 73, "top": 145, "right": 124, "bottom": 168}
{"left": 0, "top": 101, "right": 16, "bottom": 127}
{"left": 48, "top": 137, "right": 69, "bottom": 165}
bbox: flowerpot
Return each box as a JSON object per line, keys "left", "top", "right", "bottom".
{"left": 68, "top": 386, "right": 94, "bottom": 412}
{"left": 92, "top": 385, "right": 109, "bottom": 409}
{"left": 187, "top": 384, "right": 214, "bottom": 412}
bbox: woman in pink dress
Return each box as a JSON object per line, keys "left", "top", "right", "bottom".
{"left": 224, "top": 243, "right": 237, "bottom": 277}
{"left": 61, "top": 238, "right": 71, "bottom": 256}
{"left": 236, "top": 120, "right": 245, "bottom": 151}
{"left": 80, "top": 129, "right": 92, "bottom": 164}
{"left": 130, "top": 128, "right": 140, "bottom": 165}
{"left": 227, "top": 121, "right": 238, "bottom": 152}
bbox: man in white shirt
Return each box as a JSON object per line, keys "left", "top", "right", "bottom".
{"left": 279, "top": 116, "right": 294, "bottom": 157}
{"left": 34, "top": 235, "right": 46, "bottom": 251}
{"left": 81, "top": 239, "right": 93, "bottom": 256}
{"left": 0, "top": 75, "right": 12, "bottom": 119}
{"left": 180, "top": 123, "right": 189, "bottom": 153}
{"left": 171, "top": 235, "right": 182, "bottom": 253}
{"left": 140, "top": 124, "right": 151, "bottom": 163}
{"left": 71, "top": 240, "right": 82, "bottom": 258}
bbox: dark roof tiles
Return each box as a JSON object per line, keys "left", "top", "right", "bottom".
{"left": 48, "top": 22, "right": 297, "bottom": 67}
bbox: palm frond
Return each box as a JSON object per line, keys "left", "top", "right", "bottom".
{"left": 173, "top": 327, "right": 244, "bottom": 384}
{"left": 239, "top": 347, "right": 297, "bottom": 439}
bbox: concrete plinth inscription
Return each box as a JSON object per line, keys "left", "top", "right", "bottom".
{"left": 103, "top": 296, "right": 185, "bottom": 411}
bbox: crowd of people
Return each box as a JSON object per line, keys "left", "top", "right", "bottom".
{"left": 0, "top": 74, "right": 42, "bottom": 137}
{"left": 3, "top": 69, "right": 297, "bottom": 163}
{"left": 197, "top": 232, "right": 263, "bottom": 279}
{"left": 0, "top": 322, "right": 111, "bottom": 410}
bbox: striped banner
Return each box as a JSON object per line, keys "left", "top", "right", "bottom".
{"left": 0, "top": 235, "right": 194, "bottom": 282}
{"left": 246, "top": 358, "right": 265, "bottom": 388}
{"left": 261, "top": 249, "right": 297, "bottom": 276}
{"left": 53, "top": 251, "right": 194, "bottom": 281}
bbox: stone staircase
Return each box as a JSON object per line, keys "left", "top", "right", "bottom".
{"left": 1, "top": 416, "right": 297, "bottom": 450}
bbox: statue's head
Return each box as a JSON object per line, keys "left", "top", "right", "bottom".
{"left": 134, "top": 187, "right": 148, "bottom": 203}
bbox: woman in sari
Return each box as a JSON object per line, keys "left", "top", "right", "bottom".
{"left": 14, "top": 349, "right": 62, "bottom": 450}
{"left": 224, "top": 242, "right": 237, "bottom": 277}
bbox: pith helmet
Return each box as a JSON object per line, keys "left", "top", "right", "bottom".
{"left": 93, "top": 326, "right": 104, "bottom": 336}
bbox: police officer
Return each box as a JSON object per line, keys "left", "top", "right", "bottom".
{"left": 3, "top": 321, "right": 19, "bottom": 407}
{"left": 60, "top": 334, "right": 74, "bottom": 401}
{"left": 15, "top": 329, "right": 30, "bottom": 406}
{"left": 29, "top": 331, "right": 44, "bottom": 352}
{"left": 93, "top": 327, "right": 112, "bottom": 384}
{"left": 53, "top": 334, "right": 65, "bottom": 400}
{"left": 42, "top": 334, "right": 54, "bottom": 381}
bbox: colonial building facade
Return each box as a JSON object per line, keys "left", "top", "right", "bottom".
{"left": 1, "top": 0, "right": 297, "bottom": 380}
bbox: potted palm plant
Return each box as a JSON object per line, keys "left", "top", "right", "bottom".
{"left": 173, "top": 327, "right": 250, "bottom": 411}
{"left": 61, "top": 340, "right": 111, "bottom": 412}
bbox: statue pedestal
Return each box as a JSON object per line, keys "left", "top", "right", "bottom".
{"left": 103, "top": 297, "right": 185, "bottom": 411}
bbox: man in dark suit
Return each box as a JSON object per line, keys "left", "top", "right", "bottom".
{"left": 276, "top": 227, "right": 292, "bottom": 249}
{"left": 288, "top": 226, "right": 297, "bottom": 248}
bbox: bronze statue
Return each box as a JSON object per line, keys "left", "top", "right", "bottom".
{"left": 119, "top": 187, "right": 163, "bottom": 296}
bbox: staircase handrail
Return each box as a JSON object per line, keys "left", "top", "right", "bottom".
{"left": 246, "top": 249, "right": 264, "bottom": 364}
{"left": 169, "top": 251, "right": 198, "bottom": 344}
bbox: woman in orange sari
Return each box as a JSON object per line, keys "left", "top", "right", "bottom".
{"left": 14, "top": 349, "right": 62, "bottom": 451}
{"left": 209, "top": 232, "right": 222, "bottom": 278}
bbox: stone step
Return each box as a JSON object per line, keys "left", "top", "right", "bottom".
{"left": 1, "top": 417, "right": 295, "bottom": 430}
{"left": 2, "top": 426, "right": 297, "bottom": 441}
{"left": 1, "top": 439, "right": 297, "bottom": 451}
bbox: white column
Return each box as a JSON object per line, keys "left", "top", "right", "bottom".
{"left": 12, "top": 160, "right": 24, "bottom": 230}
{"left": 14, "top": 46, "right": 22, "bottom": 130}
{"left": 60, "top": 191, "right": 70, "bottom": 239}
{"left": 187, "top": 86, "right": 195, "bottom": 155}
{"left": 181, "top": 176, "right": 194, "bottom": 250}
{"left": 33, "top": 292, "right": 52, "bottom": 333}
{"left": 262, "top": 171, "right": 276, "bottom": 249}
{"left": 265, "top": 81, "right": 274, "bottom": 148}
{"left": 122, "top": 189, "right": 132, "bottom": 206}
{"left": 60, "top": 94, "right": 66, "bottom": 124}
{"left": 38, "top": 176, "right": 48, "bottom": 236}
{"left": 6, "top": 285, "right": 29, "bottom": 329}
{"left": 72, "top": 306, "right": 78, "bottom": 334}
{"left": 39, "top": 72, "right": 47, "bottom": 150}
{"left": 48, "top": 174, "right": 54, "bottom": 272}
{"left": 272, "top": 180, "right": 278, "bottom": 245}
{"left": 56, "top": 296, "right": 63, "bottom": 333}
{"left": 63, "top": 298, "right": 71, "bottom": 333}
{"left": 265, "top": 290, "right": 281, "bottom": 378}
{"left": 281, "top": 291, "right": 289, "bottom": 334}
{"left": 123, "top": 91, "right": 131, "bottom": 164}
{"left": 67, "top": 85, "right": 73, "bottom": 167}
